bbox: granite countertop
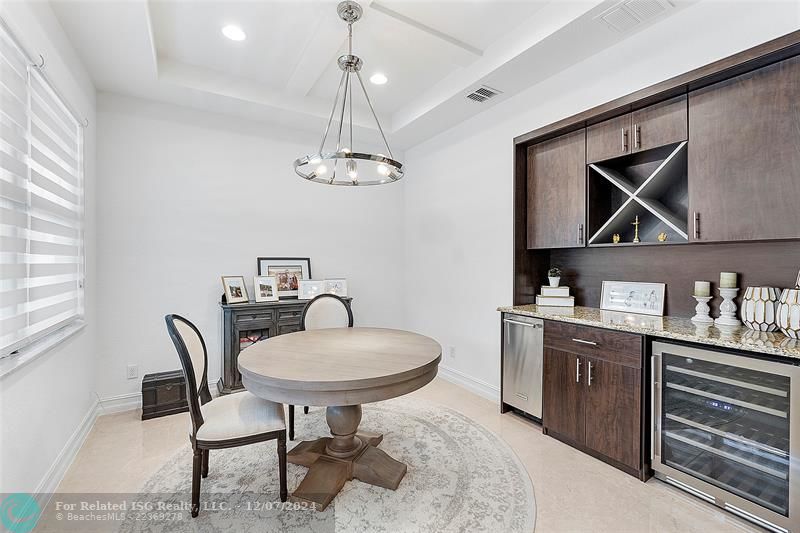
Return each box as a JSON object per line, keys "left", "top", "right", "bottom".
{"left": 497, "top": 305, "right": 800, "bottom": 361}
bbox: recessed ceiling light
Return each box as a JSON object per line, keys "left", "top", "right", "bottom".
{"left": 369, "top": 73, "right": 388, "bottom": 85}
{"left": 221, "top": 25, "right": 246, "bottom": 41}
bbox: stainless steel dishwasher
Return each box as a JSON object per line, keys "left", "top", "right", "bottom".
{"left": 502, "top": 314, "right": 544, "bottom": 419}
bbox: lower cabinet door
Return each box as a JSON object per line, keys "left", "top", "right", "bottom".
{"left": 584, "top": 357, "right": 640, "bottom": 469}
{"left": 543, "top": 348, "right": 585, "bottom": 445}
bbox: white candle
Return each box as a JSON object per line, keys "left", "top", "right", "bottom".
{"left": 720, "top": 272, "right": 738, "bottom": 289}
{"left": 694, "top": 281, "right": 711, "bottom": 297}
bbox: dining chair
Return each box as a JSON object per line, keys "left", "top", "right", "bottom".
{"left": 288, "top": 294, "right": 354, "bottom": 440}
{"left": 165, "top": 314, "right": 287, "bottom": 517}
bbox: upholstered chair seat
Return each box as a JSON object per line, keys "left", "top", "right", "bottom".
{"left": 195, "top": 392, "right": 286, "bottom": 443}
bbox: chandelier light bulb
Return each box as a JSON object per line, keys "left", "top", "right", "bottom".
{"left": 316, "top": 164, "right": 328, "bottom": 176}
{"left": 377, "top": 163, "right": 389, "bottom": 176}
{"left": 346, "top": 159, "right": 358, "bottom": 176}
{"left": 309, "top": 155, "right": 322, "bottom": 165}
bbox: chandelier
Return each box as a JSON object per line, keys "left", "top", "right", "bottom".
{"left": 293, "top": 1, "right": 404, "bottom": 186}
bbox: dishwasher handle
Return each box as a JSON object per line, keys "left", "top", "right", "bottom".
{"left": 503, "top": 318, "right": 543, "bottom": 328}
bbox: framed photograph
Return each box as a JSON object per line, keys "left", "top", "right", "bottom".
{"left": 324, "top": 278, "right": 348, "bottom": 297}
{"left": 221, "top": 276, "right": 249, "bottom": 304}
{"left": 253, "top": 276, "right": 278, "bottom": 302}
{"left": 298, "top": 280, "right": 325, "bottom": 300}
{"left": 600, "top": 281, "right": 665, "bottom": 316}
{"left": 257, "top": 257, "right": 311, "bottom": 299}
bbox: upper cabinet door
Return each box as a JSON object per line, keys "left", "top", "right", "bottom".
{"left": 631, "top": 95, "right": 687, "bottom": 153}
{"left": 688, "top": 56, "right": 800, "bottom": 242}
{"left": 587, "top": 114, "right": 631, "bottom": 163}
{"left": 527, "top": 129, "right": 587, "bottom": 249}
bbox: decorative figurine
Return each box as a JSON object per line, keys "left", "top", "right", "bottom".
{"left": 657, "top": 232, "right": 667, "bottom": 242}
{"left": 612, "top": 233, "right": 621, "bottom": 244}
{"left": 631, "top": 215, "right": 641, "bottom": 243}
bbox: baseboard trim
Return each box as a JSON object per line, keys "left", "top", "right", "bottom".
{"left": 35, "top": 398, "right": 99, "bottom": 502}
{"left": 97, "top": 379, "right": 217, "bottom": 415}
{"left": 437, "top": 365, "right": 500, "bottom": 403}
{"left": 98, "top": 391, "right": 141, "bottom": 415}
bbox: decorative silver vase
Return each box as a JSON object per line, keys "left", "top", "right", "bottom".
{"left": 740, "top": 286, "right": 781, "bottom": 331}
{"left": 777, "top": 271, "right": 800, "bottom": 339}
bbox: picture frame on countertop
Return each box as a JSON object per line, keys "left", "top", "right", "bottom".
{"left": 600, "top": 280, "right": 665, "bottom": 316}
{"left": 324, "top": 278, "right": 348, "bottom": 297}
{"left": 253, "top": 276, "right": 279, "bottom": 302}
{"left": 221, "top": 276, "right": 249, "bottom": 304}
{"left": 256, "top": 257, "right": 311, "bottom": 299}
{"left": 298, "top": 280, "right": 326, "bottom": 300}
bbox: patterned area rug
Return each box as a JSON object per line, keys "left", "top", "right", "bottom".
{"left": 119, "top": 397, "right": 536, "bottom": 532}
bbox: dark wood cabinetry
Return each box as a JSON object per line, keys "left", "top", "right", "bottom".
{"left": 586, "top": 114, "right": 631, "bottom": 163}
{"left": 526, "top": 129, "right": 586, "bottom": 249}
{"left": 542, "top": 321, "right": 646, "bottom": 478}
{"left": 542, "top": 347, "right": 585, "bottom": 443}
{"left": 630, "top": 95, "right": 687, "bottom": 153}
{"left": 688, "top": 55, "right": 800, "bottom": 243}
{"left": 586, "top": 96, "right": 687, "bottom": 163}
{"left": 583, "top": 357, "right": 641, "bottom": 469}
{"left": 513, "top": 31, "right": 800, "bottom": 308}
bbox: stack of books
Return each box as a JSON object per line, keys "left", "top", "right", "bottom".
{"left": 536, "top": 285, "right": 575, "bottom": 307}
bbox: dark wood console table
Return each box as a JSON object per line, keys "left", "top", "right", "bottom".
{"left": 218, "top": 298, "right": 353, "bottom": 394}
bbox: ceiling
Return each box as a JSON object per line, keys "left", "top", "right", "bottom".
{"left": 49, "top": 0, "right": 689, "bottom": 149}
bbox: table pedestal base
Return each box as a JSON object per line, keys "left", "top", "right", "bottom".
{"left": 287, "top": 405, "right": 407, "bottom": 511}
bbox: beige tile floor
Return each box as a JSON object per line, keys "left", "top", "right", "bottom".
{"left": 57, "top": 378, "right": 757, "bottom": 532}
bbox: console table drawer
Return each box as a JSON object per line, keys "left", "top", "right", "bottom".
{"left": 278, "top": 307, "right": 304, "bottom": 322}
{"left": 235, "top": 311, "right": 274, "bottom": 323}
{"left": 544, "top": 320, "right": 642, "bottom": 368}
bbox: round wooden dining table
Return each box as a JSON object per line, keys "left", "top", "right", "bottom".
{"left": 238, "top": 327, "right": 441, "bottom": 511}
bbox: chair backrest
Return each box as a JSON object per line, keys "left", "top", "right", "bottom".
{"left": 300, "top": 294, "right": 353, "bottom": 331}
{"left": 165, "top": 314, "right": 212, "bottom": 436}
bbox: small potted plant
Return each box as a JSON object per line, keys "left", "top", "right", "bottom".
{"left": 548, "top": 266, "right": 562, "bottom": 287}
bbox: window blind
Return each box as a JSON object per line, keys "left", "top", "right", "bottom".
{"left": 0, "top": 21, "right": 84, "bottom": 357}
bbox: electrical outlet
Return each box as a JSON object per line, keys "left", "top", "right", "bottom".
{"left": 448, "top": 346, "right": 456, "bottom": 359}
{"left": 126, "top": 364, "right": 138, "bottom": 380}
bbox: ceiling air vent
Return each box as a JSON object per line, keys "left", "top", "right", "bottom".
{"left": 466, "top": 85, "right": 502, "bottom": 103}
{"left": 598, "top": 0, "right": 673, "bottom": 33}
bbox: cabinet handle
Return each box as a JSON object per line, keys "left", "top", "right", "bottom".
{"left": 575, "top": 358, "right": 581, "bottom": 383}
{"left": 572, "top": 338, "right": 597, "bottom": 346}
{"left": 503, "top": 318, "right": 542, "bottom": 328}
{"left": 577, "top": 223, "right": 584, "bottom": 245}
{"left": 588, "top": 361, "right": 593, "bottom": 386}
{"left": 693, "top": 212, "right": 700, "bottom": 239}
{"left": 621, "top": 128, "right": 628, "bottom": 152}
{"left": 634, "top": 124, "right": 641, "bottom": 149}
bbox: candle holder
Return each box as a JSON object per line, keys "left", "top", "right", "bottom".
{"left": 715, "top": 287, "right": 741, "bottom": 327}
{"left": 691, "top": 295, "right": 714, "bottom": 324}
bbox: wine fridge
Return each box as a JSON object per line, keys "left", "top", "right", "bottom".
{"left": 652, "top": 341, "right": 800, "bottom": 532}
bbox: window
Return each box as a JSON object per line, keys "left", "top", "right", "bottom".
{"left": 0, "top": 21, "right": 85, "bottom": 358}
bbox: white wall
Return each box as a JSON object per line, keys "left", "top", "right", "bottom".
{"left": 95, "top": 94, "right": 405, "bottom": 402}
{"left": 0, "top": 2, "right": 97, "bottom": 494}
{"left": 402, "top": 1, "right": 800, "bottom": 398}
